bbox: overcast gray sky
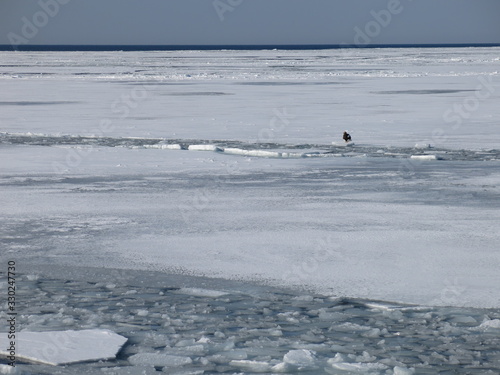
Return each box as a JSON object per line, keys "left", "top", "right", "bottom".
{"left": 1, "top": 0, "right": 499, "bottom": 46}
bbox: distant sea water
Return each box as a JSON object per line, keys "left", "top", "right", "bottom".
{"left": 1, "top": 43, "right": 500, "bottom": 51}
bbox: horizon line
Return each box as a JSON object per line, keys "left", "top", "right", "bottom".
{"left": 2, "top": 43, "right": 500, "bottom": 52}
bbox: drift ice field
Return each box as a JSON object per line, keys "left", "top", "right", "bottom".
{"left": 0, "top": 48, "right": 500, "bottom": 374}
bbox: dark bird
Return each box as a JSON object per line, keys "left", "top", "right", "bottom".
{"left": 343, "top": 131, "right": 352, "bottom": 142}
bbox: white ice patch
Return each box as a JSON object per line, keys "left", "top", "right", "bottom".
{"left": 187, "top": 145, "right": 222, "bottom": 152}
{"left": 281, "top": 152, "right": 306, "bottom": 158}
{"left": 223, "top": 148, "right": 282, "bottom": 158}
{"left": 477, "top": 319, "right": 500, "bottom": 329}
{"left": 283, "top": 349, "right": 317, "bottom": 367}
{"left": 223, "top": 147, "right": 308, "bottom": 158}
{"left": 144, "top": 144, "right": 182, "bottom": 150}
{"left": 414, "top": 143, "right": 432, "bottom": 149}
{"left": 0, "top": 329, "right": 127, "bottom": 366}
{"left": 102, "top": 366, "right": 159, "bottom": 375}
{"left": 329, "top": 361, "right": 389, "bottom": 372}
{"left": 0, "top": 364, "right": 18, "bottom": 374}
{"left": 410, "top": 154, "right": 441, "bottom": 160}
{"left": 363, "top": 301, "right": 404, "bottom": 311}
{"left": 394, "top": 366, "right": 416, "bottom": 375}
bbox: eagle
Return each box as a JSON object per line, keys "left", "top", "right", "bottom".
{"left": 343, "top": 131, "right": 352, "bottom": 142}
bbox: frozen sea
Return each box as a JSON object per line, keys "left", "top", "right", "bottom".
{"left": 0, "top": 48, "right": 500, "bottom": 374}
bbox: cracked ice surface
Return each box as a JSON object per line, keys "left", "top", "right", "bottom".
{"left": 0, "top": 270, "right": 499, "bottom": 374}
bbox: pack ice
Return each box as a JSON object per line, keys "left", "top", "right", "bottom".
{"left": 0, "top": 329, "right": 127, "bottom": 366}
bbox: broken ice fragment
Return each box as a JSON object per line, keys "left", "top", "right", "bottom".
{"left": 0, "top": 329, "right": 127, "bottom": 366}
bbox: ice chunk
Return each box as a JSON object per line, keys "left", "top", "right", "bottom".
{"left": 229, "top": 360, "right": 272, "bottom": 372}
{"left": 410, "top": 154, "right": 440, "bottom": 160}
{"left": 327, "top": 353, "right": 347, "bottom": 364}
{"left": 219, "top": 350, "right": 248, "bottom": 360}
{"left": 161, "top": 144, "right": 182, "bottom": 150}
{"left": 128, "top": 353, "right": 193, "bottom": 367}
{"left": 0, "top": 329, "right": 127, "bottom": 366}
{"left": 223, "top": 148, "right": 282, "bottom": 158}
{"left": 363, "top": 301, "right": 403, "bottom": 311}
{"left": 479, "top": 319, "right": 500, "bottom": 329}
{"left": 0, "top": 364, "right": 18, "bottom": 374}
{"left": 271, "top": 362, "right": 289, "bottom": 372}
{"left": 174, "top": 287, "right": 228, "bottom": 298}
{"left": 394, "top": 366, "right": 416, "bottom": 375}
{"left": 292, "top": 295, "right": 314, "bottom": 302}
{"left": 414, "top": 143, "right": 432, "bottom": 149}
{"left": 103, "top": 366, "right": 159, "bottom": 375}
{"left": 281, "top": 152, "right": 305, "bottom": 158}
{"left": 175, "top": 339, "right": 196, "bottom": 347}
{"left": 144, "top": 143, "right": 182, "bottom": 150}
{"left": 318, "top": 310, "right": 343, "bottom": 321}
{"left": 245, "top": 150, "right": 282, "bottom": 158}
{"left": 187, "top": 145, "right": 221, "bottom": 152}
{"left": 221, "top": 147, "right": 248, "bottom": 156}
{"left": 449, "top": 315, "right": 477, "bottom": 325}
{"left": 329, "top": 362, "right": 388, "bottom": 372}
{"left": 356, "top": 351, "right": 376, "bottom": 362}
{"left": 361, "top": 328, "right": 382, "bottom": 338}
{"left": 283, "top": 349, "right": 317, "bottom": 366}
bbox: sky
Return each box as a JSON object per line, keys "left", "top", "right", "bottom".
{"left": 0, "top": 0, "right": 500, "bottom": 47}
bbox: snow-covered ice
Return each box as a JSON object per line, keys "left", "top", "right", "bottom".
{"left": 410, "top": 154, "right": 440, "bottom": 160}
{"left": 0, "top": 329, "right": 127, "bottom": 366}
{"left": 187, "top": 145, "right": 222, "bottom": 152}
{"left": 0, "top": 47, "right": 499, "bottom": 373}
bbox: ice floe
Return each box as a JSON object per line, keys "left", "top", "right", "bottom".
{"left": 414, "top": 143, "right": 432, "bottom": 149}
{"left": 283, "top": 349, "right": 317, "bottom": 369}
{"left": 0, "top": 329, "right": 127, "bottom": 366}
{"left": 173, "top": 287, "right": 229, "bottom": 298}
{"left": 187, "top": 144, "right": 222, "bottom": 152}
{"left": 410, "top": 154, "right": 441, "bottom": 160}
{"left": 144, "top": 143, "right": 182, "bottom": 150}
{"left": 477, "top": 319, "right": 500, "bottom": 330}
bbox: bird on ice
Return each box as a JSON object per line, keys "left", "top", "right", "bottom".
{"left": 343, "top": 131, "right": 352, "bottom": 142}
